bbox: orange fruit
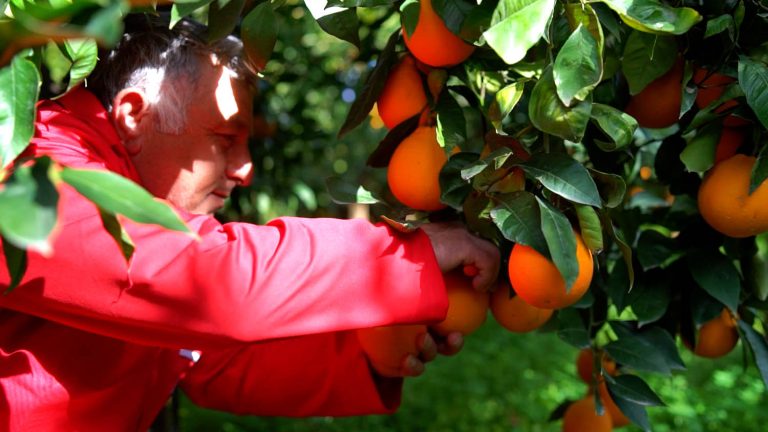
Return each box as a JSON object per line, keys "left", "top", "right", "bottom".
{"left": 377, "top": 55, "right": 428, "bottom": 129}
{"left": 490, "top": 281, "right": 553, "bottom": 333}
{"left": 576, "top": 349, "right": 617, "bottom": 384}
{"left": 432, "top": 270, "right": 489, "bottom": 336}
{"left": 714, "top": 127, "right": 745, "bottom": 164}
{"left": 508, "top": 232, "right": 594, "bottom": 309}
{"left": 698, "top": 154, "right": 768, "bottom": 237}
{"left": 597, "top": 381, "right": 631, "bottom": 428}
{"left": 625, "top": 56, "right": 684, "bottom": 129}
{"left": 402, "top": 0, "right": 475, "bottom": 67}
{"left": 387, "top": 126, "right": 456, "bottom": 211}
{"left": 691, "top": 309, "right": 739, "bottom": 358}
{"left": 357, "top": 324, "right": 427, "bottom": 376}
{"left": 694, "top": 68, "right": 748, "bottom": 126}
{"left": 562, "top": 396, "right": 613, "bottom": 432}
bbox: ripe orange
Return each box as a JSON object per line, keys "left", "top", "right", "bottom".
{"left": 357, "top": 324, "right": 427, "bottom": 376}
{"left": 432, "top": 270, "right": 489, "bottom": 336}
{"left": 714, "top": 127, "right": 745, "bottom": 164}
{"left": 387, "top": 126, "right": 456, "bottom": 211}
{"left": 402, "top": 0, "right": 475, "bottom": 67}
{"left": 562, "top": 396, "right": 613, "bottom": 432}
{"left": 691, "top": 309, "right": 739, "bottom": 359}
{"left": 377, "top": 55, "right": 428, "bottom": 129}
{"left": 576, "top": 348, "right": 617, "bottom": 384}
{"left": 508, "top": 232, "right": 594, "bottom": 309}
{"left": 624, "top": 56, "right": 684, "bottom": 129}
{"left": 490, "top": 281, "right": 553, "bottom": 333}
{"left": 597, "top": 381, "right": 631, "bottom": 428}
{"left": 698, "top": 154, "right": 768, "bottom": 237}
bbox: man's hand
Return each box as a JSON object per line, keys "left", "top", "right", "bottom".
{"left": 384, "top": 329, "right": 464, "bottom": 378}
{"left": 420, "top": 222, "right": 500, "bottom": 292}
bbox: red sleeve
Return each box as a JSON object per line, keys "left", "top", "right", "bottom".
{"left": 0, "top": 184, "right": 448, "bottom": 350}
{"left": 180, "top": 332, "right": 403, "bottom": 416}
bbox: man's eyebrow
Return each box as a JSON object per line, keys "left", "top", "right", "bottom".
{"left": 215, "top": 118, "right": 251, "bottom": 134}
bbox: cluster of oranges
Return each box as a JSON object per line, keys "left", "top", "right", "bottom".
{"left": 375, "top": 0, "right": 476, "bottom": 211}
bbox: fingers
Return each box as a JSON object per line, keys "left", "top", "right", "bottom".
{"left": 435, "top": 331, "right": 464, "bottom": 356}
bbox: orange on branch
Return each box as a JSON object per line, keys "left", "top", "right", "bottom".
{"left": 387, "top": 126, "right": 457, "bottom": 211}
{"left": 490, "top": 281, "right": 553, "bottom": 333}
{"left": 625, "top": 56, "right": 684, "bottom": 129}
{"left": 714, "top": 126, "right": 745, "bottom": 164}
{"left": 402, "top": 0, "right": 476, "bottom": 67}
{"left": 698, "top": 154, "right": 768, "bottom": 237}
{"left": 689, "top": 309, "right": 739, "bottom": 359}
{"left": 576, "top": 348, "right": 617, "bottom": 384}
{"left": 357, "top": 324, "right": 427, "bottom": 376}
{"left": 508, "top": 233, "right": 594, "bottom": 309}
{"left": 694, "top": 68, "right": 748, "bottom": 126}
{"left": 377, "top": 55, "right": 428, "bottom": 129}
{"left": 432, "top": 270, "right": 489, "bottom": 336}
{"left": 562, "top": 396, "right": 613, "bottom": 432}
{"left": 597, "top": 381, "right": 631, "bottom": 428}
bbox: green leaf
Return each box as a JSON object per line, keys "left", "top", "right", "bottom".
{"left": 680, "top": 123, "right": 720, "bottom": 174}
{"left": 607, "top": 222, "right": 634, "bottom": 291}
{"left": 738, "top": 56, "right": 768, "bottom": 131}
{"left": 241, "top": 1, "right": 279, "bottom": 72}
{"left": 365, "top": 114, "right": 419, "bottom": 168}
{"left": 0, "top": 157, "right": 57, "bottom": 255}
{"left": 519, "top": 152, "right": 602, "bottom": 207}
{"left": 754, "top": 233, "right": 768, "bottom": 301}
{"left": 537, "top": 197, "right": 579, "bottom": 291}
{"left": 599, "top": 0, "right": 702, "bottom": 35}
{"left": 605, "top": 322, "right": 685, "bottom": 375}
{"left": 327, "top": 0, "right": 397, "bottom": 6}
{"left": 738, "top": 320, "right": 768, "bottom": 390}
{"left": 400, "top": 0, "right": 420, "bottom": 37}
{"left": 636, "top": 229, "right": 682, "bottom": 270}
{"left": 305, "top": 0, "right": 361, "bottom": 48}
{"left": 528, "top": 66, "right": 592, "bottom": 142}
{"left": 621, "top": 31, "right": 677, "bottom": 95}
{"left": 704, "top": 14, "right": 734, "bottom": 39}
{"left": 338, "top": 30, "right": 399, "bottom": 138}
{"left": 487, "top": 81, "right": 525, "bottom": 131}
{"left": 575, "top": 204, "right": 603, "bottom": 254}
{"left": 483, "top": 0, "right": 555, "bottom": 65}
{"left": 553, "top": 25, "right": 602, "bottom": 106}
{"left": 60, "top": 168, "right": 191, "bottom": 235}
{"left": 80, "top": 0, "right": 126, "bottom": 47}
{"left": 463, "top": 147, "right": 512, "bottom": 181}
{"left": 590, "top": 103, "right": 638, "bottom": 151}
{"left": 436, "top": 90, "right": 466, "bottom": 153}
{"left": 2, "top": 236, "right": 27, "bottom": 293}
{"left": 432, "top": 0, "right": 474, "bottom": 36}
{"left": 605, "top": 374, "right": 665, "bottom": 406}
{"left": 625, "top": 277, "right": 670, "bottom": 326}
{"left": 589, "top": 168, "right": 626, "bottom": 209}
{"left": 171, "top": 0, "right": 214, "bottom": 28}
{"left": 98, "top": 207, "right": 134, "bottom": 263}
{"left": 42, "top": 42, "right": 71, "bottom": 86}
{"left": 0, "top": 54, "right": 40, "bottom": 168}
{"left": 325, "top": 176, "right": 380, "bottom": 204}
{"left": 64, "top": 38, "right": 97, "bottom": 93}
{"left": 557, "top": 308, "right": 590, "bottom": 348}
{"left": 207, "top": 0, "right": 245, "bottom": 43}
{"left": 490, "top": 191, "right": 548, "bottom": 256}
{"left": 439, "top": 152, "right": 474, "bottom": 209}
{"left": 564, "top": 2, "right": 604, "bottom": 53}
{"left": 687, "top": 249, "right": 741, "bottom": 312}
{"left": 750, "top": 144, "right": 768, "bottom": 195}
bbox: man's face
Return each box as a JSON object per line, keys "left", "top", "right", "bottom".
{"left": 129, "top": 58, "right": 254, "bottom": 215}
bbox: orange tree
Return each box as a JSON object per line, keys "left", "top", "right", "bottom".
{"left": 3, "top": 1, "right": 768, "bottom": 431}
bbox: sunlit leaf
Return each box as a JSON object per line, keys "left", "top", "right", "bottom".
{"left": 325, "top": 176, "right": 380, "bottom": 204}
{"left": 553, "top": 25, "right": 602, "bottom": 106}
{"left": 599, "top": 0, "right": 702, "bottom": 35}
{"left": 61, "top": 168, "right": 191, "bottom": 234}
{"left": 487, "top": 81, "right": 525, "bottom": 131}
{"left": 483, "top": 0, "right": 555, "bottom": 65}
{"left": 0, "top": 54, "right": 40, "bottom": 168}
{"left": 704, "top": 14, "right": 734, "bottom": 39}
{"left": 590, "top": 103, "right": 638, "bottom": 151}
{"left": 519, "top": 152, "right": 601, "bottom": 207}
{"left": 64, "top": 38, "right": 97, "bottom": 92}
{"left": 171, "top": 0, "right": 214, "bottom": 28}
{"left": 241, "top": 1, "right": 279, "bottom": 71}
{"left": 98, "top": 207, "right": 134, "bottom": 263}
{"left": 622, "top": 31, "right": 677, "bottom": 95}
{"left": 490, "top": 191, "right": 547, "bottom": 256}
{"left": 529, "top": 66, "right": 592, "bottom": 142}
{"left": 306, "top": 0, "right": 360, "bottom": 48}
{"left": 0, "top": 157, "right": 57, "bottom": 255}
{"left": 575, "top": 204, "right": 603, "bottom": 254}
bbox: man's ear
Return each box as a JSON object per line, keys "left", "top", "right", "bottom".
{"left": 112, "top": 88, "right": 150, "bottom": 154}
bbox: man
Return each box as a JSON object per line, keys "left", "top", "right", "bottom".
{"left": 0, "top": 14, "right": 499, "bottom": 430}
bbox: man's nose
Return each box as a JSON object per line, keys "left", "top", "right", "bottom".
{"left": 227, "top": 145, "right": 254, "bottom": 186}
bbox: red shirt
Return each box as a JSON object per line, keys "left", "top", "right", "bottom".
{"left": 0, "top": 87, "right": 448, "bottom": 431}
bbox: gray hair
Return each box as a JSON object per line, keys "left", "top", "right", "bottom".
{"left": 87, "top": 13, "right": 257, "bottom": 134}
